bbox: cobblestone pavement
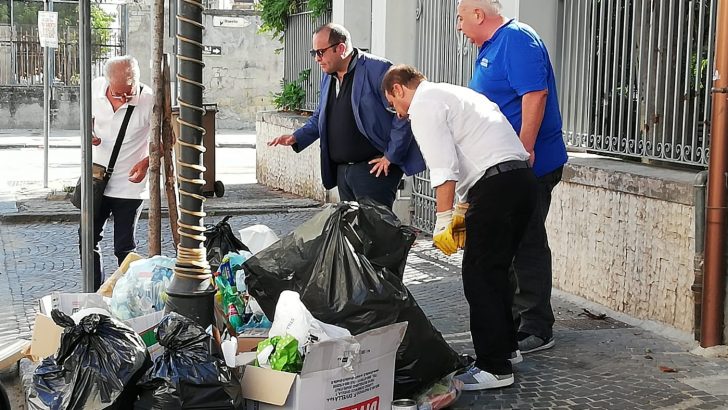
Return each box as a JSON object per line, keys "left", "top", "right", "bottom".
{"left": 2, "top": 210, "right": 728, "bottom": 409}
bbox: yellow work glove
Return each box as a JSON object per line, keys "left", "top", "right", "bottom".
{"left": 452, "top": 202, "right": 468, "bottom": 249}
{"left": 433, "top": 210, "right": 458, "bottom": 256}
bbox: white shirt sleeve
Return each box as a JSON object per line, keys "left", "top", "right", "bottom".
{"left": 409, "top": 99, "right": 459, "bottom": 188}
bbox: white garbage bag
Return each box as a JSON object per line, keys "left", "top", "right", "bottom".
{"left": 238, "top": 224, "right": 279, "bottom": 255}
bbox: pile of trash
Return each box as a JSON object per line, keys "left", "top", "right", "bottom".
{"left": 245, "top": 202, "right": 466, "bottom": 405}
{"left": 23, "top": 203, "right": 464, "bottom": 410}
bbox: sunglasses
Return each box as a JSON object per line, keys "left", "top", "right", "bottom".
{"left": 309, "top": 43, "right": 340, "bottom": 58}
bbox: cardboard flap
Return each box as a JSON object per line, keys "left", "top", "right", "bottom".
{"left": 0, "top": 339, "right": 31, "bottom": 370}
{"left": 29, "top": 313, "right": 64, "bottom": 359}
{"left": 241, "top": 365, "right": 297, "bottom": 406}
{"left": 301, "top": 322, "right": 408, "bottom": 376}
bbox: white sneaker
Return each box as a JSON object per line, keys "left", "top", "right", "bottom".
{"left": 454, "top": 366, "right": 514, "bottom": 390}
{"left": 509, "top": 350, "right": 523, "bottom": 365}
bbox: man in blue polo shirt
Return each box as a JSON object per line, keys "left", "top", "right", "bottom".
{"left": 457, "top": 0, "right": 568, "bottom": 354}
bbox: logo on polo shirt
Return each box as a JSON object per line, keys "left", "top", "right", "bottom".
{"left": 480, "top": 58, "right": 490, "bottom": 68}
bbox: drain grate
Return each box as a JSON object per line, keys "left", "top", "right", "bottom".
{"left": 555, "top": 317, "right": 633, "bottom": 331}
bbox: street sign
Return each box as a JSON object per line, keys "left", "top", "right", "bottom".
{"left": 212, "top": 16, "right": 252, "bottom": 28}
{"left": 38, "top": 11, "right": 58, "bottom": 48}
{"left": 203, "top": 45, "right": 223, "bottom": 56}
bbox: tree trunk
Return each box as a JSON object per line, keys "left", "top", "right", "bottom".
{"left": 162, "top": 53, "right": 181, "bottom": 249}
{"left": 148, "top": 0, "right": 164, "bottom": 256}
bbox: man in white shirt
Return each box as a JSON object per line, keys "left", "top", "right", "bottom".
{"left": 382, "top": 64, "right": 537, "bottom": 390}
{"left": 79, "top": 55, "right": 154, "bottom": 290}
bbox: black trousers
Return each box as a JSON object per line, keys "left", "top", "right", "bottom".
{"left": 78, "top": 195, "right": 144, "bottom": 291}
{"left": 463, "top": 167, "right": 536, "bottom": 375}
{"left": 511, "top": 166, "right": 563, "bottom": 340}
{"left": 336, "top": 161, "right": 403, "bottom": 209}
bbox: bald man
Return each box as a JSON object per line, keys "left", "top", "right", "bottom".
{"left": 457, "top": 0, "right": 567, "bottom": 354}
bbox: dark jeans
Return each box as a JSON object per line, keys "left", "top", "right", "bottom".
{"left": 336, "top": 161, "right": 404, "bottom": 209}
{"left": 78, "top": 195, "right": 144, "bottom": 291}
{"left": 510, "top": 166, "right": 563, "bottom": 340}
{"left": 463, "top": 167, "right": 536, "bottom": 375}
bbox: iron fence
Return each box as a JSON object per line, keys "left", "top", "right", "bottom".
{"left": 0, "top": 23, "right": 124, "bottom": 85}
{"left": 283, "top": 1, "right": 331, "bottom": 111}
{"left": 412, "top": 0, "right": 478, "bottom": 233}
{"left": 560, "top": 0, "right": 718, "bottom": 167}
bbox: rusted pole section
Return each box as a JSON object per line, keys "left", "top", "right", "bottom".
{"left": 162, "top": 54, "right": 181, "bottom": 249}
{"left": 702, "top": 0, "right": 728, "bottom": 348}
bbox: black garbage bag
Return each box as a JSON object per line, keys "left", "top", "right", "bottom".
{"left": 134, "top": 312, "right": 241, "bottom": 410}
{"left": 28, "top": 310, "right": 151, "bottom": 410}
{"left": 204, "top": 215, "right": 250, "bottom": 271}
{"left": 245, "top": 201, "right": 464, "bottom": 399}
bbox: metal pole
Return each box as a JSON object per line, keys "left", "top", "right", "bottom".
{"left": 79, "top": 0, "right": 94, "bottom": 292}
{"left": 10, "top": 0, "right": 16, "bottom": 84}
{"left": 42, "top": 0, "right": 52, "bottom": 188}
{"left": 165, "top": 0, "right": 215, "bottom": 328}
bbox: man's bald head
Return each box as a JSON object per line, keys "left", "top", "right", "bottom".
{"left": 458, "top": 0, "right": 502, "bottom": 16}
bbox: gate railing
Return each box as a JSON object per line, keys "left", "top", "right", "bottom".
{"left": 412, "top": 0, "right": 477, "bottom": 233}
{"left": 0, "top": 24, "right": 125, "bottom": 85}
{"left": 283, "top": 1, "right": 331, "bottom": 111}
{"left": 560, "top": 0, "right": 718, "bottom": 167}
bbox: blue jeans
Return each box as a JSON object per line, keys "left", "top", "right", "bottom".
{"left": 335, "top": 161, "right": 403, "bottom": 209}
{"left": 78, "top": 195, "right": 143, "bottom": 290}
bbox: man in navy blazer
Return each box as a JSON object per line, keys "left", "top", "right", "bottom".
{"left": 268, "top": 23, "right": 425, "bottom": 209}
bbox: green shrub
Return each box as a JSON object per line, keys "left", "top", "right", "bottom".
{"left": 273, "top": 69, "right": 311, "bottom": 111}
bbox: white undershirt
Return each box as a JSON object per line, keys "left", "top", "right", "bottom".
{"left": 91, "top": 77, "right": 154, "bottom": 199}
{"left": 407, "top": 81, "right": 530, "bottom": 203}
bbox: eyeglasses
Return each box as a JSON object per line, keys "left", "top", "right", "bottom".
{"left": 109, "top": 87, "right": 136, "bottom": 101}
{"left": 309, "top": 43, "right": 340, "bottom": 58}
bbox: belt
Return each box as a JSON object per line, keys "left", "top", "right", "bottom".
{"left": 482, "top": 160, "right": 531, "bottom": 180}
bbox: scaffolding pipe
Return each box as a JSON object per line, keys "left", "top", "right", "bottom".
{"left": 702, "top": 0, "right": 728, "bottom": 348}
{"left": 165, "top": 0, "right": 215, "bottom": 327}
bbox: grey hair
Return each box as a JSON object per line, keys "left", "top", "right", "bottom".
{"left": 103, "top": 55, "right": 140, "bottom": 86}
{"left": 459, "top": 0, "right": 502, "bottom": 16}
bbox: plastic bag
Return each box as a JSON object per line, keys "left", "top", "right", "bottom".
{"left": 28, "top": 310, "right": 151, "bottom": 410}
{"left": 110, "top": 256, "right": 175, "bottom": 320}
{"left": 245, "top": 201, "right": 465, "bottom": 398}
{"left": 255, "top": 335, "right": 302, "bottom": 372}
{"left": 416, "top": 373, "right": 463, "bottom": 410}
{"left": 217, "top": 252, "right": 249, "bottom": 291}
{"left": 204, "top": 216, "right": 251, "bottom": 272}
{"left": 134, "top": 312, "right": 241, "bottom": 410}
{"left": 238, "top": 224, "right": 279, "bottom": 255}
{"left": 268, "top": 291, "right": 313, "bottom": 347}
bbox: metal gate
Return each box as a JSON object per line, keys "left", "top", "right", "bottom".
{"left": 412, "top": 0, "right": 477, "bottom": 233}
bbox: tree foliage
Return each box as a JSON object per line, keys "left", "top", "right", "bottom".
{"left": 257, "top": 0, "right": 331, "bottom": 41}
{"left": 0, "top": 1, "right": 113, "bottom": 32}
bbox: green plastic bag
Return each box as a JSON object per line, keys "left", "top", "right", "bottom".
{"left": 255, "top": 335, "right": 302, "bottom": 373}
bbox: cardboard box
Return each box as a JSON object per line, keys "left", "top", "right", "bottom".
{"left": 240, "top": 322, "right": 407, "bottom": 410}
{"left": 237, "top": 327, "right": 269, "bottom": 353}
{"left": 30, "top": 292, "right": 164, "bottom": 359}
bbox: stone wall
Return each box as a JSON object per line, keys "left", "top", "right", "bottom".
{"left": 548, "top": 156, "right": 698, "bottom": 333}
{"left": 202, "top": 11, "right": 283, "bottom": 129}
{"left": 126, "top": 5, "right": 283, "bottom": 129}
{"left": 256, "top": 111, "right": 330, "bottom": 202}
{"left": 0, "top": 86, "right": 80, "bottom": 129}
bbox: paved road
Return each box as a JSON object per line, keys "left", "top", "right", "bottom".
{"left": 1, "top": 210, "right": 728, "bottom": 409}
